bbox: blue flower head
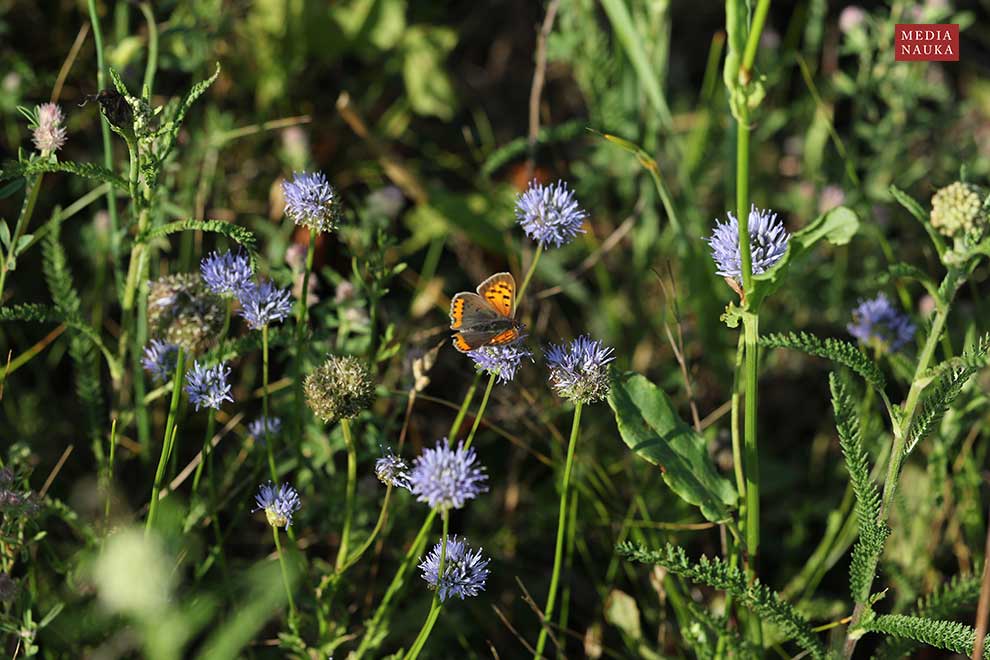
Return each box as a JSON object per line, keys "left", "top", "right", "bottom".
{"left": 237, "top": 280, "right": 293, "bottom": 330}
{"left": 515, "top": 179, "right": 587, "bottom": 248}
{"left": 545, "top": 335, "right": 615, "bottom": 404}
{"left": 847, "top": 293, "right": 916, "bottom": 353}
{"left": 409, "top": 439, "right": 488, "bottom": 512}
{"left": 184, "top": 361, "right": 233, "bottom": 411}
{"left": 282, "top": 171, "right": 341, "bottom": 233}
{"left": 707, "top": 206, "right": 789, "bottom": 283}
{"left": 375, "top": 448, "right": 411, "bottom": 490}
{"left": 419, "top": 535, "right": 491, "bottom": 602}
{"left": 200, "top": 250, "right": 253, "bottom": 297}
{"left": 248, "top": 416, "right": 282, "bottom": 441}
{"left": 254, "top": 481, "right": 301, "bottom": 528}
{"left": 141, "top": 339, "right": 179, "bottom": 383}
{"left": 468, "top": 342, "right": 533, "bottom": 384}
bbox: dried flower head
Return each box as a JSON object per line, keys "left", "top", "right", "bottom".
{"left": 200, "top": 250, "right": 253, "bottom": 297}
{"left": 375, "top": 448, "right": 411, "bottom": 489}
{"left": 184, "top": 361, "right": 233, "bottom": 411}
{"left": 707, "top": 206, "right": 789, "bottom": 283}
{"left": 930, "top": 182, "right": 988, "bottom": 241}
{"left": 254, "top": 482, "right": 301, "bottom": 528}
{"left": 847, "top": 293, "right": 916, "bottom": 353}
{"left": 409, "top": 439, "right": 488, "bottom": 512}
{"left": 147, "top": 273, "right": 225, "bottom": 354}
{"left": 545, "top": 335, "right": 615, "bottom": 404}
{"left": 419, "top": 535, "right": 491, "bottom": 602}
{"left": 32, "top": 103, "right": 66, "bottom": 153}
{"left": 237, "top": 280, "right": 293, "bottom": 330}
{"left": 304, "top": 355, "right": 375, "bottom": 424}
{"left": 515, "top": 179, "right": 587, "bottom": 248}
{"left": 282, "top": 171, "right": 341, "bottom": 233}
{"left": 0, "top": 468, "right": 40, "bottom": 520}
{"left": 141, "top": 339, "right": 179, "bottom": 383}
{"left": 467, "top": 342, "right": 533, "bottom": 384}
{"left": 248, "top": 416, "right": 282, "bottom": 441}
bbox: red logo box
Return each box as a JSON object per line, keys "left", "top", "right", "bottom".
{"left": 895, "top": 24, "right": 959, "bottom": 61}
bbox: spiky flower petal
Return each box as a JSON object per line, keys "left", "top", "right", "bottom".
{"left": 237, "top": 280, "right": 293, "bottom": 330}
{"left": 304, "top": 355, "right": 375, "bottom": 424}
{"left": 282, "top": 171, "right": 341, "bottom": 233}
{"left": 254, "top": 481, "right": 301, "bottom": 528}
{"left": 200, "top": 250, "right": 253, "bottom": 297}
{"left": 409, "top": 439, "right": 488, "bottom": 512}
{"left": 32, "top": 103, "right": 66, "bottom": 153}
{"left": 847, "top": 293, "right": 916, "bottom": 353}
{"left": 375, "top": 448, "right": 411, "bottom": 489}
{"left": 515, "top": 180, "right": 587, "bottom": 248}
{"left": 468, "top": 343, "right": 533, "bottom": 384}
{"left": 545, "top": 335, "right": 615, "bottom": 404}
{"left": 141, "top": 339, "right": 179, "bottom": 383}
{"left": 184, "top": 361, "right": 233, "bottom": 411}
{"left": 707, "top": 206, "right": 789, "bottom": 283}
{"left": 419, "top": 535, "right": 491, "bottom": 602}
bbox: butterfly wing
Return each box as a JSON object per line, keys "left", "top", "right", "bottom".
{"left": 476, "top": 272, "right": 516, "bottom": 318}
{"left": 450, "top": 292, "right": 500, "bottom": 330}
{"left": 452, "top": 329, "right": 502, "bottom": 353}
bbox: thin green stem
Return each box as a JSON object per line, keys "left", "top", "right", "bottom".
{"left": 449, "top": 371, "right": 482, "bottom": 439}
{"left": 146, "top": 346, "right": 185, "bottom": 534}
{"left": 103, "top": 418, "right": 118, "bottom": 531}
{"left": 191, "top": 410, "right": 216, "bottom": 495}
{"left": 516, "top": 242, "right": 544, "bottom": 302}
{"left": 294, "top": 228, "right": 317, "bottom": 441}
{"left": 0, "top": 174, "right": 44, "bottom": 301}
{"left": 405, "top": 511, "right": 449, "bottom": 660}
{"left": 740, "top": 0, "right": 772, "bottom": 77}
{"left": 263, "top": 325, "right": 277, "bottom": 483}
{"left": 464, "top": 373, "right": 496, "bottom": 450}
{"left": 337, "top": 485, "right": 393, "bottom": 575}
{"left": 336, "top": 418, "right": 358, "bottom": 571}
{"left": 273, "top": 526, "right": 297, "bottom": 626}
{"left": 534, "top": 401, "right": 583, "bottom": 658}
{"left": 137, "top": 2, "right": 157, "bottom": 95}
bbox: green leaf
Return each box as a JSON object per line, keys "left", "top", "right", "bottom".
{"left": 746, "top": 205, "right": 859, "bottom": 309}
{"left": 608, "top": 370, "right": 736, "bottom": 523}
{"left": 890, "top": 184, "right": 946, "bottom": 257}
{"left": 604, "top": 589, "right": 642, "bottom": 642}
{"left": 0, "top": 178, "right": 25, "bottom": 199}
{"left": 14, "top": 234, "right": 32, "bottom": 255}
{"left": 139, "top": 219, "right": 257, "bottom": 257}
{"left": 0, "top": 159, "right": 128, "bottom": 189}
{"left": 401, "top": 27, "right": 457, "bottom": 120}
{"left": 860, "top": 614, "right": 989, "bottom": 658}
{"left": 0, "top": 220, "right": 10, "bottom": 249}
{"left": 760, "top": 331, "right": 886, "bottom": 393}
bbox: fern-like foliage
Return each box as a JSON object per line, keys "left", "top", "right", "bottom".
{"left": 877, "top": 262, "right": 940, "bottom": 300}
{"left": 42, "top": 212, "right": 105, "bottom": 458}
{"left": 874, "top": 569, "right": 982, "bottom": 659}
{"left": 830, "top": 373, "right": 889, "bottom": 604}
{"left": 760, "top": 331, "right": 886, "bottom": 392}
{"left": 139, "top": 219, "right": 257, "bottom": 257}
{"left": 0, "top": 159, "right": 127, "bottom": 189}
{"left": 682, "top": 600, "right": 760, "bottom": 660}
{"left": 617, "top": 542, "right": 826, "bottom": 659}
{"left": 907, "top": 360, "right": 983, "bottom": 454}
{"left": 862, "top": 614, "right": 990, "bottom": 658}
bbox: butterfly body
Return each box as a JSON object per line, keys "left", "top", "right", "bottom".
{"left": 449, "top": 272, "right": 524, "bottom": 352}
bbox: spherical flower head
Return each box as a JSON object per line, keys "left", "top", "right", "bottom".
{"left": 253, "top": 481, "right": 301, "bottom": 528}
{"left": 467, "top": 342, "right": 533, "bottom": 384}
{"left": 515, "top": 179, "right": 587, "bottom": 248}
{"left": 248, "top": 416, "right": 282, "bottom": 441}
{"left": 200, "top": 250, "right": 253, "bottom": 297}
{"left": 409, "top": 439, "right": 488, "bottom": 512}
{"left": 545, "top": 335, "right": 615, "bottom": 404}
{"left": 707, "top": 206, "right": 789, "bottom": 283}
{"left": 184, "top": 361, "right": 233, "bottom": 411}
{"left": 32, "top": 103, "right": 66, "bottom": 153}
{"left": 375, "top": 448, "right": 411, "bottom": 489}
{"left": 304, "top": 355, "right": 375, "bottom": 424}
{"left": 282, "top": 171, "right": 341, "bottom": 233}
{"left": 141, "top": 339, "right": 179, "bottom": 383}
{"left": 930, "top": 182, "right": 989, "bottom": 242}
{"left": 237, "top": 279, "right": 293, "bottom": 330}
{"left": 847, "top": 293, "right": 916, "bottom": 353}
{"left": 147, "top": 273, "right": 225, "bottom": 354}
{"left": 419, "top": 535, "right": 491, "bottom": 602}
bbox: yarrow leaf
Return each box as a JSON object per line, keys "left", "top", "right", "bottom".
{"left": 0, "top": 159, "right": 127, "bottom": 189}
{"left": 906, "top": 362, "right": 982, "bottom": 454}
{"left": 139, "top": 219, "right": 257, "bottom": 259}
{"left": 617, "top": 542, "right": 826, "bottom": 659}
{"left": 860, "top": 614, "right": 990, "bottom": 658}
{"left": 607, "top": 370, "right": 736, "bottom": 523}
{"left": 760, "top": 331, "right": 886, "bottom": 393}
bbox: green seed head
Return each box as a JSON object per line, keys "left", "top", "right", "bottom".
{"left": 304, "top": 355, "right": 375, "bottom": 424}
{"left": 147, "top": 273, "right": 224, "bottom": 354}
{"left": 930, "top": 182, "right": 988, "bottom": 241}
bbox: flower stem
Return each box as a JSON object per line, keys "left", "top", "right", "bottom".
{"left": 273, "top": 525, "right": 297, "bottom": 626}
{"left": 405, "top": 511, "right": 449, "bottom": 660}
{"left": 191, "top": 409, "right": 215, "bottom": 496}
{"left": 294, "top": 228, "right": 317, "bottom": 441}
{"left": 517, "top": 242, "right": 544, "bottom": 301}
{"left": 336, "top": 418, "right": 358, "bottom": 571}
{"left": 0, "top": 173, "right": 44, "bottom": 301}
{"left": 335, "top": 485, "right": 393, "bottom": 575}
{"left": 146, "top": 346, "right": 185, "bottom": 534}
{"left": 263, "top": 324, "right": 277, "bottom": 483}
{"left": 534, "top": 401, "right": 583, "bottom": 658}
{"left": 464, "top": 373, "right": 496, "bottom": 450}
{"left": 450, "top": 370, "right": 481, "bottom": 439}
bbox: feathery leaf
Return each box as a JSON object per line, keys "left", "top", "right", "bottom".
{"left": 761, "top": 331, "right": 886, "bottom": 392}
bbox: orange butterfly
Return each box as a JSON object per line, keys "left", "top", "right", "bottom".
{"left": 449, "top": 272, "right": 524, "bottom": 353}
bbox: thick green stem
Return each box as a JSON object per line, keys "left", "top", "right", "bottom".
{"left": 534, "top": 402, "right": 583, "bottom": 658}
{"left": 336, "top": 418, "right": 358, "bottom": 570}
{"left": 273, "top": 526, "right": 297, "bottom": 626}
{"left": 146, "top": 346, "right": 185, "bottom": 534}
{"left": 405, "top": 511, "right": 449, "bottom": 660}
